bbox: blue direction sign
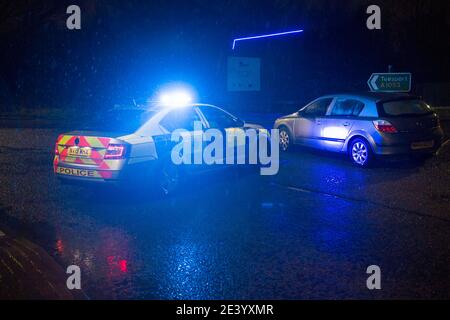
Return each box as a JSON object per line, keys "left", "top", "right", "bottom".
{"left": 368, "top": 73, "right": 412, "bottom": 92}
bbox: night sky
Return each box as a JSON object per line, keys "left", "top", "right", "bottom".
{"left": 1, "top": 0, "right": 449, "bottom": 112}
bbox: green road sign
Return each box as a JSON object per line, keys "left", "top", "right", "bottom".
{"left": 227, "top": 57, "right": 261, "bottom": 92}
{"left": 368, "top": 73, "right": 412, "bottom": 92}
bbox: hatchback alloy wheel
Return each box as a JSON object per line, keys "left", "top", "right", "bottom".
{"left": 349, "top": 138, "right": 372, "bottom": 167}
{"left": 279, "top": 129, "right": 291, "bottom": 152}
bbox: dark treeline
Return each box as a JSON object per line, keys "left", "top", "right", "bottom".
{"left": 0, "top": 0, "right": 449, "bottom": 113}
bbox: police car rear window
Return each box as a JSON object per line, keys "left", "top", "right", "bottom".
{"left": 84, "top": 110, "right": 155, "bottom": 132}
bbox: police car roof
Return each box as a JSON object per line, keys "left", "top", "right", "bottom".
{"left": 147, "top": 103, "right": 219, "bottom": 111}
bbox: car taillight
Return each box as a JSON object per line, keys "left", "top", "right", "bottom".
{"left": 54, "top": 135, "right": 63, "bottom": 155}
{"left": 104, "top": 144, "right": 127, "bottom": 159}
{"left": 373, "top": 120, "right": 398, "bottom": 133}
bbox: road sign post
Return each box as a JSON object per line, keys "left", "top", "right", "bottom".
{"left": 368, "top": 73, "right": 412, "bottom": 92}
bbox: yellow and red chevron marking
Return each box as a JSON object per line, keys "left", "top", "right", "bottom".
{"left": 56, "top": 135, "right": 110, "bottom": 149}
{"left": 53, "top": 159, "right": 115, "bottom": 179}
{"left": 54, "top": 134, "right": 117, "bottom": 179}
{"left": 59, "top": 149, "right": 107, "bottom": 163}
{"left": 53, "top": 156, "right": 59, "bottom": 172}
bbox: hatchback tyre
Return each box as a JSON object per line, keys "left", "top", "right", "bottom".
{"left": 279, "top": 127, "right": 292, "bottom": 152}
{"left": 349, "top": 138, "right": 373, "bottom": 167}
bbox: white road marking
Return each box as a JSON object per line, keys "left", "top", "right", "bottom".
{"left": 0, "top": 230, "right": 5, "bottom": 237}
{"left": 271, "top": 182, "right": 450, "bottom": 223}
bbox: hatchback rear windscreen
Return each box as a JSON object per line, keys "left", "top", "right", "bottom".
{"left": 381, "top": 100, "right": 434, "bottom": 117}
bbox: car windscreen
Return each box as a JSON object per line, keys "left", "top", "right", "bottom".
{"left": 82, "top": 109, "right": 156, "bottom": 132}
{"left": 381, "top": 100, "right": 434, "bottom": 117}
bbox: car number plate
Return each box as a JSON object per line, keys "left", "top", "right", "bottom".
{"left": 68, "top": 147, "right": 92, "bottom": 157}
{"left": 411, "top": 140, "right": 434, "bottom": 150}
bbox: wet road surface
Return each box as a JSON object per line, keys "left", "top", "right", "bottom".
{"left": 0, "top": 127, "right": 449, "bottom": 299}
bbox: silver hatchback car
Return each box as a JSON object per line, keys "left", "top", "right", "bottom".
{"left": 274, "top": 93, "right": 444, "bottom": 167}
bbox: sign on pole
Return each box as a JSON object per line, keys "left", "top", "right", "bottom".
{"left": 227, "top": 57, "right": 261, "bottom": 92}
{"left": 368, "top": 73, "right": 412, "bottom": 92}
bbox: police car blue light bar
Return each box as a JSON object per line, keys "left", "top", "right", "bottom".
{"left": 159, "top": 90, "right": 193, "bottom": 108}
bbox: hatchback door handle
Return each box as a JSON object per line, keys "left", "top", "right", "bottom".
{"left": 316, "top": 120, "right": 322, "bottom": 125}
{"left": 343, "top": 122, "right": 350, "bottom": 127}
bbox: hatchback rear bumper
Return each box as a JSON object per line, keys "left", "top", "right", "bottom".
{"left": 371, "top": 127, "right": 444, "bottom": 155}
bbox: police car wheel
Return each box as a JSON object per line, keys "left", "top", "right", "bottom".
{"left": 159, "top": 162, "right": 180, "bottom": 196}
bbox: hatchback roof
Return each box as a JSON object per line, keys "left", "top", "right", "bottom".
{"left": 328, "top": 92, "right": 421, "bottom": 102}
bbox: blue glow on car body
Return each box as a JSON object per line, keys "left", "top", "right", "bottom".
{"left": 323, "top": 126, "right": 349, "bottom": 140}
{"left": 232, "top": 29, "right": 304, "bottom": 50}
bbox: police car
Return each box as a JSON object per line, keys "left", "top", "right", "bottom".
{"left": 53, "top": 102, "right": 266, "bottom": 194}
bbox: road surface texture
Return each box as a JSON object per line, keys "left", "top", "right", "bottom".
{"left": 0, "top": 120, "right": 449, "bottom": 299}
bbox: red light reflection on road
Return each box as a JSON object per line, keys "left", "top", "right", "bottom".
{"left": 107, "top": 255, "right": 128, "bottom": 273}
{"left": 56, "top": 239, "right": 64, "bottom": 254}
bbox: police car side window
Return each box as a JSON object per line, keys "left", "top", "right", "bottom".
{"left": 198, "top": 107, "right": 236, "bottom": 129}
{"left": 160, "top": 109, "right": 201, "bottom": 132}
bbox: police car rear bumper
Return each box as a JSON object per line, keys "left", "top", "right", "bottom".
{"left": 54, "top": 159, "right": 160, "bottom": 184}
{"left": 54, "top": 166, "right": 121, "bottom": 182}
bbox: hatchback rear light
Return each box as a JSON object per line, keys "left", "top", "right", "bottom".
{"left": 373, "top": 120, "right": 398, "bottom": 133}
{"left": 104, "top": 144, "right": 127, "bottom": 159}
